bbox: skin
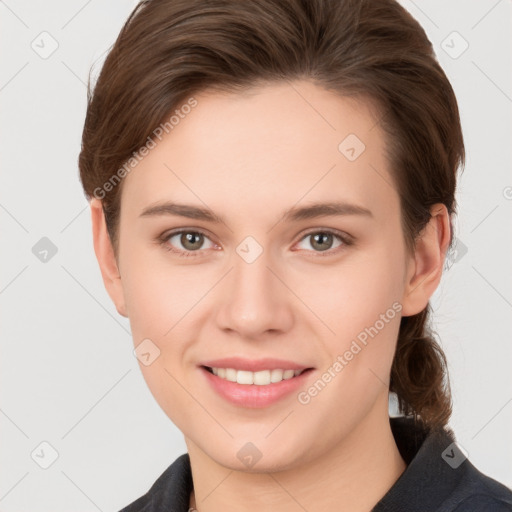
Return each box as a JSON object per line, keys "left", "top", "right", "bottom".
{"left": 90, "top": 80, "right": 450, "bottom": 512}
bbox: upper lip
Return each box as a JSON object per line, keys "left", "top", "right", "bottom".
{"left": 200, "top": 357, "right": 313, "bottom": 372}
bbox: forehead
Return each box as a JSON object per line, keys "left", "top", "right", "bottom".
{"left": 120, "top": 80, "right": 399, "bottom": 224}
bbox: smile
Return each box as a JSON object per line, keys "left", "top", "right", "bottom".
{"left": 205, "top": 366, "right": 306, "bottom": 385}
{"left": 200, "top": 365, "right": 315, "bottom": 408}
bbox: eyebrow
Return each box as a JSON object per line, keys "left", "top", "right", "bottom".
{"left": 139, "top": 200, "right": 373, "bottom": 223}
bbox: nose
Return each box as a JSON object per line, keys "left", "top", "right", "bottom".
{"left": 214, "top": 248, "right": 294, "bottom": 339}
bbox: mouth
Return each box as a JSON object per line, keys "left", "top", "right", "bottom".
{"left": 199, "top": 364, "right": 315, "bottom": 408}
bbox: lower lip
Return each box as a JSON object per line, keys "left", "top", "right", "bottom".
{"left": 200, "top": 366, "right": 314, "bottom": 408}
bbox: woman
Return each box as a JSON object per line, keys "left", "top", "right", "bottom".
{"left": 78, "top": 0, "right": 512, "bottom": 510}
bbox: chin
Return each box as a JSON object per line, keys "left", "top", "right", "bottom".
{"left": 201, "top": 438, "right": 311, "bottom": 474}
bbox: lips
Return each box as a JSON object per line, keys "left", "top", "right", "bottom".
{"left": 198, "top": 357, "right": 315, "bottom": 407}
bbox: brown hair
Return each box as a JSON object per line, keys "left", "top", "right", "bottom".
{"left": 79, "top": 0, "right": 465, "bottom": 431}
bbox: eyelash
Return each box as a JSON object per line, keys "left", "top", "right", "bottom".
{"left": 157, "top": 228, "right": 354, "bottom": 258}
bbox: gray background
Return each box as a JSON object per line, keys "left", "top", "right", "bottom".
{"left": 1, "top": 0, "right": 511, "bottom": 510}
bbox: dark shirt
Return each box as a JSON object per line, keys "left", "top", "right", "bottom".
{"left": 119, "top": 416, "right": 512, "bottom": 511}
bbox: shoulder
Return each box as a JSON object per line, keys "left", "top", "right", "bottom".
{"left": 374, "top": 419, "right": 512, "bottom": 512}
{"left": 445, "top": 461, "right": 512, "bottom": 512}
{"left": 451, "top": 494, "right": 512, "bottom": 512}
{"left": 118, "top": 453, "right": 192, "bottom": 512}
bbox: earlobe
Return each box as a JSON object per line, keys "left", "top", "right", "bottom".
{"left": 90, "top": 198, "right": 128, "bottom": 317}
{"left": 401, "top": 204, "right": 451, "bottom": 317}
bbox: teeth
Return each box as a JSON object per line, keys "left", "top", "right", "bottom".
{"left": 210, "top": 367, "right": 303, "bottom": 385}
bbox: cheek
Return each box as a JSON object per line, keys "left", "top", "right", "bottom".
{"left": 121, "top": 245, "right": 201, "bottom": 333}
{"left": 302, "top": 250, "right": 403, "bottom": 330}
{"left": 298, "top": 246, "right": 405, "bottom": 378}
{"left": 120, "top": 251, "right": 206, "bottom": 427}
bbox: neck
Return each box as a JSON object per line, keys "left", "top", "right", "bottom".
{"left": 187, "top": 395, "right": 406, "bottom": 512}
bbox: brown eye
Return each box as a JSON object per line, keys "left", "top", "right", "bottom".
{"left": 309, "top": 232, "right": 335, "bottom": 251}
{"left": 179, "top": 232, "right": 205, "bottom": 251}
{"left": 295, "top": 230, "right": 351, "bottom": 255}
{"left": 161, "top": 230, "right": 216, "bottom": 256}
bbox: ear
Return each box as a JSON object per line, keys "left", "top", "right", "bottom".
{"left": 401, "top": 203, "right": 451, "bottom": 317}
{"left": 90, "top": 198, "right": 128, "bottom": 317}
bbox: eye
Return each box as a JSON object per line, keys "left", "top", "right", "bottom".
{"left": 159, "top": 229, "right": 218, "bottom": 257}
{"left": 294, "top": 229, "right": 352, "bottom": 255}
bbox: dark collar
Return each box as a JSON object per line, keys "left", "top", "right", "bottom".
{"left": 372, "top": 416, "right": 459, "bottom": 511}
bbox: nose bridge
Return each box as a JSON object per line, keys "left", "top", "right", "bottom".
{"left": 216, "top": 240, "right": 293, "bottom": 336}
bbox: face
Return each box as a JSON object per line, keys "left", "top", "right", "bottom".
{"left": 95, "top": 80, "right": 434, "bottom": 472}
